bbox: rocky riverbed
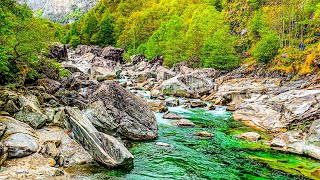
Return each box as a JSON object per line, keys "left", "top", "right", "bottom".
{"left": 0, "top": 44, "right": 320, "bottom": 179}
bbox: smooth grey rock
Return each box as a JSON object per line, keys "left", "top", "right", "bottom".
{"left": 156, "top": 142, "right": 172, "bottom": 148}
{"left": 190, "top": 101, "right": 207, "bottom": 108}
{"left": 3, "top": 133, "right": 38, "bottom": 158}
{"left": 85, "top": 81, "right": 158, "bottom": 140}
{"left": 0, "top": 116, "right": 38, "bottom": 158}
{"left": 176, "top": 119, "right": 195, "bottom": 127}
{"left": 161, "top": 69, "right": 218, "bottom": 98}
{"left": 236, "top": 132, "right": 261, "bottom": 141}
{"left": 215, "top": 78, "right": 281, "bottom": 106}
{"left": 65, "top": 107, "right": 134, "bottom": 167}
{"left": 36, "top": 126, "right": 94, "bottom": 167}
{"left": 233, "top": 89, "right": 320, "bottom": 132}
{"left": 156, "top": 66, "right": 176, "bottom": 81}
{"left": 0, "top": 116, "right": 36, "bottom": 138}
{"left": 163, "top": 112, "right": 183, "bottom": 120}
{"left": 15, "top": 95, "right": 47, "bottom": 129}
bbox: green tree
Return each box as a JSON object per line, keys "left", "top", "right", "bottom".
{"left": 140, "top": 15, "right": 186, "bottom": 66}
{"left": 185, "top": 5, "right": 221, "bottom": 67}
{"left": 63, "top": 22, "right": 79, "bottom": 44}
{"left": 81, "top": 11, "right": 98, "bottom": 44}
{"left": 201, "top": 27, "right": 239, "bottom": 70}
{"left": 99, "top": 11, "right": 115, "bottom": 47}
{"left": 248, "top": 11, "right": 265, "bottom": 41}
{"left": 0, "top": 0, "right": 58, "bottom": 84}
{"left": 253, "top": 32, "right": 280, "bottom": 63}
{"left": 69, "top": 35, "right": 81, "bottom": 47}
{"left": 0, "top": 7, "right": 12, "bottom": 79}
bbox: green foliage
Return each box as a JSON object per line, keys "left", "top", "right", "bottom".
{"left": 51, "top": 60, "right": 71, "bottom": 77}
{"left": 0, "top": 0, "right": 63, "bottom": 85}
{"left": 63, "top": 22, "right": 80, "bottom": 44}
{"left": 69, "top": 35, "right": 81, "bottom": 47}
{"left": 80, "top": 11, "right": 98, "bottom": 44}
{"left": 98, "top": 11, "right": 115, "bottom": 47}
{"left": 139, "top": 15, "right": 186, "bottom": 67}
{"left": 253, "top": 32, "right": 280, "bottom": 63}
{"left": 63, "top": 0, "right": 320, "bottom": 71}
{"left": 201, "top": 27, "right": 239, "bottom": 70}
{"left": 248, "top": 10, "right": 265, "bottom": 41}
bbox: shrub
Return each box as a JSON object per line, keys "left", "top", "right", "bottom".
{"left": 69, "top": 35, "right": 81, "bottom": 47}
{"left": 253, "top": 32, "right": 280, "bottom": 63}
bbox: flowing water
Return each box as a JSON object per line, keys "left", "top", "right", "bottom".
{"left": 77, "top": 89, "right": 320, "bottom": 180}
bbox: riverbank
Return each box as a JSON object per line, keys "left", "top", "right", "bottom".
{"left": 0, "top": 44, "right": 320, "bottom": 179}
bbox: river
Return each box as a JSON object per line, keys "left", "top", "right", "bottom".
{"left": 76, "top": 87, "right": 320, "bottom": 180}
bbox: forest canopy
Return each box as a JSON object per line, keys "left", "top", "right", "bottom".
{"left": 1, "top": 0, "right": 319, "bottom": 86}
{"left": 0, "top": 0, "right": 66, "bottom": 85}
{"left": 63, "top": 0, "right": 320, "bottom": 72}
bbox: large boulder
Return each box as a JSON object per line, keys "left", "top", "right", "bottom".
{"left": 92, "top": 67, "right": 116, "bottom": 81}
{"left": 84, "top": 81, "right": 158, "bottom": 140}
{"left": 36, "top": 126, "right": 94, "bottom": 167}
{"left": 37, "top": 78, "right": 61, "bottom": 94}
{"left": 65, "top": 107, "right": 134, "bottom": 167}
{"left": 47, "top": 43, "right": 68, "bottom": 62}
{"left": 75, "top": 45, "right": 102, "bottom": 56}
{"left": 100, "top": 46, "right": 125, "bottom": 64}
{"left": 214, "top": 78, "right": 281, "bottom": 106}
{"left": 0, "top": 90, "right": 20, "bottom": 114}
{"left": 0, "top": 153, "right": 65, "bottom": 179}
{"left": 233, "top": 89, "right": 320, "bottom": 132}
{"left": 130, "top": 54, "right": 147, "bottom": 65}
{"left": 156, "top": 66, "right": 176, "bottom": 81}
{"left": 92, "top": 56, "right": 121, "bottom": 71}
{"left": 161, "top": 68, "right": 219, "bottom": 98}
{"left": 236, "top": 132, "right": 261, "bottom": 141}
{"left": 0, "top": 116, "right": 38, "bottom": 158}
{"left": 62, "top": 52, "right": 94, "bottom": 74}
{"left": 270, "top": 120, "right": 320, "bottom": 160}
{"left": 148, "top": 101, "right": 168, "bottom": 113}
{"left": 15, "top": 95, "right": 47, "bottom": 129}
{"left": 134, "top": 71, "right": 157, "bottom": 83}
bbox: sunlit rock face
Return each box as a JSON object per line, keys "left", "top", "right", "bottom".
{"left": 17, "top": 0, "right": 99, "bottom": 23}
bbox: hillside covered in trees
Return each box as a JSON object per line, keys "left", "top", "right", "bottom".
{"left": 1, "top": 0, "right": 320, "bottom": 85}
{"left": 63, "top": 0, "right": 320, "bottom": 73}
{"left": 0, "top": 0, "right": 68, "bottom": 86}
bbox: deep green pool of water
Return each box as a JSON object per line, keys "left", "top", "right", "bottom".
{"left": 79, "top": 89, "right": 320, "bottom": 179}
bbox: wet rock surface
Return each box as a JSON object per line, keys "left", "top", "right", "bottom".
{"left": 163, "top": 112, "right": 183, "bottom": 119}
{"left": 236, "top": 132, "right": 261, "bottom": 141}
